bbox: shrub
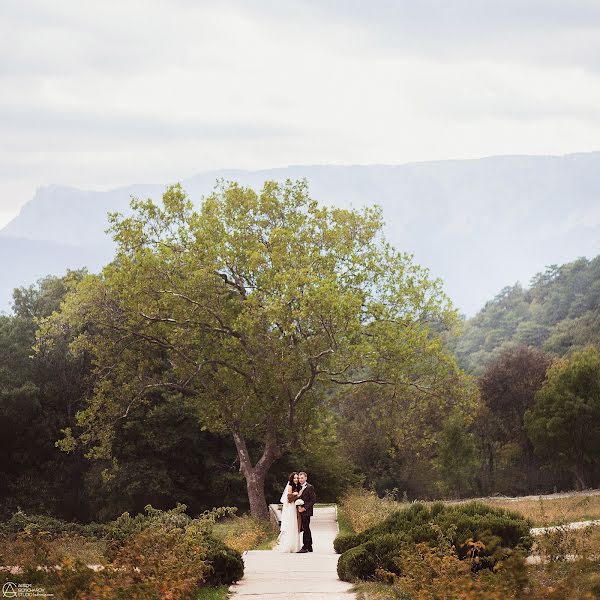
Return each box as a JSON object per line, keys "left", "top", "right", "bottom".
{"left": 335, "top": 500, "right": 533, "bottom": 581}
{"left": 337, "top": 534, "right": 407, "bottom": 582}
{"left": 333, "top": 533, "right": 357, "bottom": 555}
{"left": 202, "top": 536, "right": 244, "bottom": 586}
{"left": 0, "top": 503, "right": 244, "bottom": 597}
{"left": 0, "top": 508, "right": 106, "bottom": 538}
{"left": 380, "top": 542, "right": 529, "bottom": 599}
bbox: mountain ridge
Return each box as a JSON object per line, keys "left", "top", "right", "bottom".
{"left": 2, "top": 151, "right": 600, "bottom": 316}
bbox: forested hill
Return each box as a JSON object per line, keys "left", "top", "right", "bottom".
{"left": 450, "top": 255, "right": 600, "bottom": 374}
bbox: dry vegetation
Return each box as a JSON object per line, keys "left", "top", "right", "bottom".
{"left": 340, "top": 488, "right": 600, "bottom": 532}
{"left": 341, "top": 489, "right": 600, "bottom": 599}
{"left": 211, "top": 515, "right": 277, "bottom": 552}
{"left": 338, "top": 489, "right": 400, "bottom": 534}
{"left": 480, "top": 493, "right": 600, "bottom": 527}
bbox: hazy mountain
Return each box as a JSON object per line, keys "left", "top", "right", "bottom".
{"left": 2, "top": 152, "right": 600, "bottom": 316}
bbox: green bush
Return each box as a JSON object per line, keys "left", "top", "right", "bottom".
{"left": 203, "top": 537, "right": 244, "bottom": 585}
{"left": 0, "top": 508, "right": 105, "bottom": 538}
{"left": 105, "top": 505, "right": 243, "bottom": 586}
{"left": 333, "top": 533, "right": 358, "bottom": 554}
{"left": 337, "top": 534, "right": 406, "bottom": 581}
{"left": 335, "top": 501, "right": 533, "bottom": 581}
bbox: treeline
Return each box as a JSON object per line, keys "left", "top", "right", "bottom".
{"left": 329, "top": 254, "right": 600, "bottom": 499}
{"left": 341, "top": 343, "right": 600, "bottom": 498}
{"left": 449, "top": 255, "right": 600, "bottom": 375}
{"left": 3, "top": 255, "right": 600, "bottom": 522}
{"left": 0, "top": 272, "right": 356, "bottom": 522}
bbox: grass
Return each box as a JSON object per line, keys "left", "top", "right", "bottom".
{"left": 336, "top": 504, "right": 355, "bottom": 537}
{"left": 339, "top": 488, "right": 600, "bottom": 533}
{"left": 353, "top": 581, "right": 397, "bottom": 600}
{"left": 352, "top": 560, "right": 600, "bottom": 600}
{"left": 481, "top": 494, "right": 600, "bottom": 527}
{"left": 338, "top": 489, "right": 402, "bottom": 534}
{"left": 532, "top": 524, "right": 600, "bottom": 562}
{"left": 212, "top": 514, "right": 278, "bottom": 552}
{"left": 254, "top": 531, "right": 279, "bottom": 550}
{"left": 195, "top": 586, "right": 230, "bottom": 600}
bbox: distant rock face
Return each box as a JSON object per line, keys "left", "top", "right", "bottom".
{"left": 1, "top": 152, "right": 600, "bottom": 316}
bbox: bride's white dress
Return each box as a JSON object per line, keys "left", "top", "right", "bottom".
{"left": 274, "top": 483, "right": 301, "bottom": 553}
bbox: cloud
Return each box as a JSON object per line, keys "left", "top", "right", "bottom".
{"left": 1, "top": 0, "right": 600, "bottom": 222}
{"left": 0, "top": 104, "right": 295, "bottom": 150}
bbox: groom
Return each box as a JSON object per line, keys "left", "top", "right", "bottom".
{"left": 297, "top": 471, "right": 316, "bottom": 553}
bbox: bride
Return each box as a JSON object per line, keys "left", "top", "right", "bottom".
{"left": 275, "top": 472, "right": 303, "bottom": 552}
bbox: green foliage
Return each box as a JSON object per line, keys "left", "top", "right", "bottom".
{"left": 201, "top": 535, "right": 244, "bottom": 586}
{"left": 0, "top": 271, "right": 92, "bottom": 520}
{"left": 337, "top": 533, "right": 404, "bottom": 582}
{"left": 449, "top": 256, "right": 600, "bottom": 374}
{"left": 35, "top": 179, "right": 463, "bottom": 516}
{"left": 0, "top": 508, "right": 105, "bottom": 538}
{"left": 334, "top": 501, "right": 533, "bottom": 581}
{"left": 334, "top": 533, "right": 358, "bottom": 555}
{"left": 333, "top": 374, "right": 479, "bottom": 498}
{"left": 436, "top": 413, "right": 480, "bottom": 497}
{"left": 269, "top": 408, "right": 362, "bottom": 502}
{"left": 525, "top": 346, "right": 600, "bottom": 489}
{"left": 474, "top": 345, "right": 555, "bottom": 495}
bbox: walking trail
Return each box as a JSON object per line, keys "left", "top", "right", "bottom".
{"left": 229, "top": 506, "right": 355, "bottom": 600}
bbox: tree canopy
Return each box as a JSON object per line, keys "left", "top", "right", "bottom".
{"left": 525, "top": 346, "right": 600, "bottom": 489}
{"left": 35, "top": 179, "right": 475, "bottom": 517}
{"left": 449, "top": 256, "right": 600, "bottom": 374}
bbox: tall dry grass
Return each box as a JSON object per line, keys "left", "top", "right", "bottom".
{"left": 339, "top": 488, "right": 600, "bottom": 533}
{"left": 211, "top": 515, "right": 276, "bottom": 552}
{"left": 338, "top": 489, "right": 400, "bottom": 534}
{"left": 482, "top": 494, "right": 600, "bottom": 527}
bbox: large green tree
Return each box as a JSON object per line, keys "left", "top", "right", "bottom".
{"left": 36, "top": 179, "right": 470, "bottom": 518}
{"left": 525, "top": 346, "right": 600, "bottom": 489}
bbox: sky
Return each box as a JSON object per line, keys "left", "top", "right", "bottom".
{"left": 2, "top": 0, "right": 600, "bottom": 228}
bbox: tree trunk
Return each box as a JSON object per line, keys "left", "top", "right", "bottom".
{"left": 230, "top": 424, "right": 280, "bottom": 520}
{"left": 573, "top": 464, "right": 587, "bottom": 490}
{"left": 245, "top": 469, "right": 269, "bottom": 520}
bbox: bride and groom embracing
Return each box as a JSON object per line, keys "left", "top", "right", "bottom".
{"left": 276, "top": 471, "right": 317, "bottom": 553}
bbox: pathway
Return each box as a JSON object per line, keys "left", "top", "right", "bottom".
{"left": 228, "top": 506, "right": 355, "bottom": 600}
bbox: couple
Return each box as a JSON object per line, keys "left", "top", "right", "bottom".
{"left": 276, "top": 471, "right": 316, "bottom": 553}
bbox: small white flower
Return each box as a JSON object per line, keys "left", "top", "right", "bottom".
{"left": 295, "top": 499, "right": 305, "bottom": 506}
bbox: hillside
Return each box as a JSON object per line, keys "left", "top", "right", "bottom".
{"left": 450, "top": 255, "right": 600, "bottom": 374}
{"left": 2, "top": 152, "right": 600, "bottom": 315}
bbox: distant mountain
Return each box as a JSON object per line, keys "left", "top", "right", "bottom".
{"left": 2, "top": 152, "right": 600, "bottom": 315}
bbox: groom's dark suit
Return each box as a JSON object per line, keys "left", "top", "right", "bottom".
{"left": 299, "top": 482, "right": 316, "bottom": 550}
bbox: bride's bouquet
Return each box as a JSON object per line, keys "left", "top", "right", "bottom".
{"left": 295, "top": 499, "right": 305, "bottom": 506}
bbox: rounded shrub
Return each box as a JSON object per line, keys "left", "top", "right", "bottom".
{"left": 203, "top": 537, "right": 244, "bottom": 585}
{"left": 335, "top": 500, "right": 533, "bottom": 581}
{"left": 337, "top": 542, "right": 379, "bottom": 582}
{"left": 337, "top": 533, "right": 408, "bottom": 582}
{"left": 333, "top": 533, "right": 360, "bottom": 554}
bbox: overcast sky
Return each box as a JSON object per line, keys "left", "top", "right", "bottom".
{"left": 2, "top": 0, "right": 600, "bottom": 227}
